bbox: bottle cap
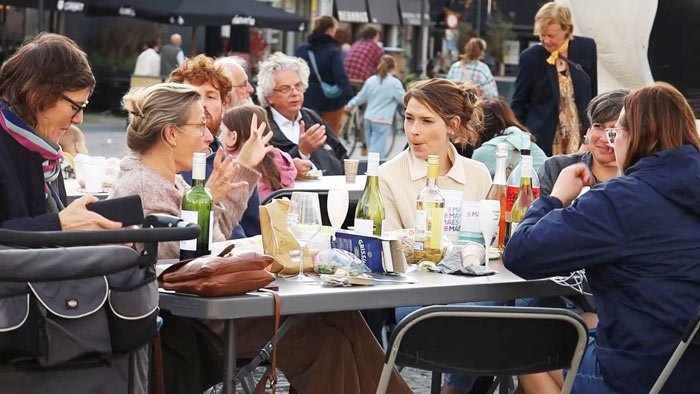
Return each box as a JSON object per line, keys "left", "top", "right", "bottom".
{"left": 427, "top": 155, "right": 440, "bottom": 166}
{"left": 192, "top": 152, "right": 207, "bottom": 180}
{"left": 366, "top": 152, "right": 380, "bottom": 176}
{"left": 496, "top": 143, "right": 509, "bottom": 156}
{"left": 193, "top": 152, "right": 206, "bottom": 165}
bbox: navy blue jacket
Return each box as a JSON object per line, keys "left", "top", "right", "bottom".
{"left": 0, "top": 129, "right": 64, "bottom": 231}
{"left": 295, "top": 33, "right": 353, "bottom": 113}
{"left": 504, "top": 145, "right": 700, "bottom": 393}
{"left": 180, "top": 139, "right": 260, "bottom": 239}
{"left": 510, "top": 36, "right": 597, "bottom": 156}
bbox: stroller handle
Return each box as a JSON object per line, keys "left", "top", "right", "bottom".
{"left": 0, "top": 214, "right": 200, "bottom": 248}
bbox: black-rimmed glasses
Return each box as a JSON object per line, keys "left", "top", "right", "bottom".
{"left": 60, "top": 94, "right": 89, "bottom": 118}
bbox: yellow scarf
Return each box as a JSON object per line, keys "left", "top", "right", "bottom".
{"left": 546, "top": 39, "right": 570, "bottom": 65}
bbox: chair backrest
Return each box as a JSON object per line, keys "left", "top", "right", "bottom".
{"left": 649, "top": 304, "right": 700, "bottom": 394}
{"left": 377, "top": 305, "right": 588, "bottom": 394}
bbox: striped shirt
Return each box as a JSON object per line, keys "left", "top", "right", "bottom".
{"left": 445, "top": 60, "right": 499, "bottom": 99}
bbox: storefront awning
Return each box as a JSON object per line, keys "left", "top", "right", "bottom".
{"left": 335, "top": 0, "right": 368, "bottom": 23}
{"left": 399, "top": 0, "right": 430, "bottom": 26}
{"left": 366, "top": 0, "right": 400, "bottom": 25}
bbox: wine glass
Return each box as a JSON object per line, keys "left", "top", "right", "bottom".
{"left": 286, "top": 192, "right": 322, "bottom": 282}
{"left": 479, "top": 199, "right": 501, "bottom": 268}
{"left": 327, "top": 189, "right": 349, "bottom": 230}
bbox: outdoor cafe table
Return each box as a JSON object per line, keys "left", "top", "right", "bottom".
{"left": 158, "top": 261, "right": 579, "bottom": 394}
{"left": 64, "top": 178, "right": 109, "bottom": 203}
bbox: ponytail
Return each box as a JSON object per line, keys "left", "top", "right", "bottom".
{"left": 376, "top": 55, "right": 395, "bottom": 80}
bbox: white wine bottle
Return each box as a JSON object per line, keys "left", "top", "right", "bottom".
{"left": 413, "top": 155, "right": 445, "bottom": 263}
{"left": 506, "top": 154, "right": 535, "bottom": 243}
{"left": 354, "top": 152, "right": 385, "bottom": 236}
{"left": 180, "top": 152, "right": 213, "bottom": 260}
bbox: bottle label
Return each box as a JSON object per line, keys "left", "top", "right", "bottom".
{"left": 180, "top": 210, "right": 198, "bottom": 251}
{"left": 506, "top": 186, "right": 540, "bottom": 211}
{"left": 415, "top": 209, "right": 428, "bottom": 238}
{"left": 354, "top": 218, "right": 374, "bottom": 236}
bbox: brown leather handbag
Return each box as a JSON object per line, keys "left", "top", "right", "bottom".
{"left": 158, "top": 245, "right": 276, "bottom": 297}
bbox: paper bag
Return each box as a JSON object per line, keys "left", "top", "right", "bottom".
{"left": 260, "top": 199, "right": 313, "bottom": 275}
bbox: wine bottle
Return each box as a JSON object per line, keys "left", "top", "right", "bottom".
{"left": 354, "top": 152, "right": 385, "bottom": 236}
{"left": 413, "top": 155, "right": 445, "bottom": 263}
{"left": 180, "top": 152, "right": 213, "bottom": 260}
{"left": 485, "top": 143, "right": 508, "bottom": 250}
{"left": 505, "top": 154, "right": 535, "bottom": 244}
{"left": 505, "top": 148, "right": 540, "bottom": 214}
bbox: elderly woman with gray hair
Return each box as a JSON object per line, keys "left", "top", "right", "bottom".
{"left": 258, "top": 52, "right": 347, "bottom": 175}
{"left": 538, "top": 89, "right": 629, "bottom": 196}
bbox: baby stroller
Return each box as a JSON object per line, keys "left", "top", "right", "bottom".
{"left": 0, "top": 214, "right": 199, "bottom": 394}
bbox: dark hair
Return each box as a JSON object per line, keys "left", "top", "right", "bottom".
{"left": 586, "top": 88, "right": 629, "bottom": 125}
{"left": 404, "top": 78, "right": 482, "bottom": 147}
{"left": 619, "top": 82, "right": 700, "bottom": 171}
{"left": 377, "top": 55, "right": 395, "bottom": 80}
{"left": 168, "top": 54, "right": 233, "bottom": 107}
{"left": 479, "top": 99, "right": 531, "bottom": 145}
{"left": 312, "top": 15, "right": 337, "bottom": 35}
{"left": 146, "top": 38, "right": 159, "bottom": 49}
{"left": 461, "top": 38, "right": 486, "bottom": 64}
{"left": 222, "top": 105, "right": 282, "bottom": 191}
{"left": 0, "top": 33, "right": 95, "bottom": 128}
{"left": 358, "top": 25, "right": 380, "bottom": 40}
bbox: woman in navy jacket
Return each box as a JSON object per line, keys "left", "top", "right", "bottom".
{"left": 0, "top": 33, "right": 119, "bottom": 231}
{"left": 510, "top": 2, "right": 597, "bottom": 156}
{"left": 505, "top": 82, "right": 700, "bottom": 393}
{"left": 294, "top": 15, "right": 353, "bottom": 135}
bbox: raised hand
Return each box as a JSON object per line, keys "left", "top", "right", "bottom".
{"left": 58, "top": 195, "right": 123, "bottom": 231}
{"left": 207, "top": 148, "right": 248, "bottom": 204}
{"left": 297, "top": 120, "right": 327, "bottom": 156}
{"left": 550, "top": 163, "right": 593, "bottom": 206}
{"left": 237, "top": 112, "right": 274, "bottom": 168}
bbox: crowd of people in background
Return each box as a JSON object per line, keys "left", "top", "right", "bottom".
{"left": 2, "top": 1, "right": 700, "bottom": 393}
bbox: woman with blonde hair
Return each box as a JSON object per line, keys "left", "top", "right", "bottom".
{"left": 505, "top": 82, "right": 700, "bottom": 393}
{"left": 446, "top": 37, "right": 498, "bottom": 99}
{"left": 511, "top": 2, "right": 597, "bottom": 156}
{"left": 346, "top": 55, "right": 406, "bottom": 158}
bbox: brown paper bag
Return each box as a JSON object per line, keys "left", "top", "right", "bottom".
{"left": 259, "top": 199, "right": 312, "bottom": 275}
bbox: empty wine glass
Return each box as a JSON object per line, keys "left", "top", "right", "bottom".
{"left": 286, "top": 192, "right": 322, "bottom": 282}
{"left": 479, "top": 199, "right": 501, "bottom": 268}
{"left": 327, "top": 189, "right": 349, "bottom": 230}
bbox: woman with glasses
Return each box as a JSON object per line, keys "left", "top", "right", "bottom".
{"left": 110, "top": 82, "right": 262, "bottom": 258}
{"left": 0, "top": 33, "right": 121, "bottom": 231}
{"left": 538, "top": 89, "right": 629, "bottom": 196}
{"left": 505, "top": 82, "right": 700, "bottom": 393}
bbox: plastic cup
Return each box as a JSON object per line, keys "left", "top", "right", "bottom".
{"left": 461, "top": 241, "right": 486, "bottom": 267}
{"left": 344, "top": 159, "right": 359, "bottom": 183}
{"left": 83, "top": 157, "right": 106, "bottom": 193}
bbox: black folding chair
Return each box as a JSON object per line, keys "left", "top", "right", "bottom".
{"left": 649, "top": 304, "right": 700, "bottom": 394}
{"left": 376, "top": 305, "right": 588, "bottom": 394}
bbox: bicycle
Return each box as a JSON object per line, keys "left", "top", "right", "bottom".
{"left": 340, "top": 105, "right": 404, "bottom": 158}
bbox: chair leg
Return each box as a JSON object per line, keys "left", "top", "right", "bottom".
{"left": 431, "top": 371, "right": 442, "bottom": 394}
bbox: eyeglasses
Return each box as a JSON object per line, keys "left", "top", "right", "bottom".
{"left": 273, "top": 83, "right": 306, "bottom": 95}
{"left": 60, "top": 94, "right": 88, "bottom": 118}
{"left": 605, "top": 127, "right": 624, "bottom": 145}
{"left": 232, "top": 80, "right": 250, "bottom": 89}
{"left": 176, "top": 121, "right": 208, "bottom": 137}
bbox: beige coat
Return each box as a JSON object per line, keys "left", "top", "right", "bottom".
{"left": 379, "top": 144, "right": 492, "bottom": 231}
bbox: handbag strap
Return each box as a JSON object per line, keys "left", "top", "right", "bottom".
{"left": 257, "top": 288, "right": 281, "bottom": 394}
{"left": 306, "top": 50, "right": 325, "bottom": 86}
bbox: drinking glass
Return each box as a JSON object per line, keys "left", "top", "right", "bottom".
{"left": 479, "top": 200, "right": 501, "bottom": 268}
{"left": 327, "top": 189, "right": 349, "bottom": 229}
{"left": 286, "top": 192, "right": 322, "bottom": 282}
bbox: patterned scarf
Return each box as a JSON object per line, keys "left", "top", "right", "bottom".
{"left": 0, "top": 100, "right": 63, "bottom": 195}
{"left": 546, "top": 38, "right": 570, "bottom": 66}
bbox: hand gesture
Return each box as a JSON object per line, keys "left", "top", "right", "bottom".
{"left": 297, "top": 120, "right": 327, "bottom": 156}
{"left": 550, "top": 163, "right": 593, "bottom": 206}
{"left": 292, "top": 158, "right": 313, "bottom": 179}
{"left": 58, "top": 195, "right": 123, "bottom": 231}
{"left": 207, "top": 149, "right": 248, "bottom": 205}
{"left": 237, "top": 113, "right": 274, "bottom": 168}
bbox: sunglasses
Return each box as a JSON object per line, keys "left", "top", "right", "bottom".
{"left": 60, "top": 94, "right": 89, "bottom": 118}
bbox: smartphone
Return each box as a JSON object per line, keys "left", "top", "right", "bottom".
{"left": 86, "top": 195, "right": 144, "bottom": 226}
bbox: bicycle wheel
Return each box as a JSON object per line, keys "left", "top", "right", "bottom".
{"left": 340, "top": 109, "right": 360, "bottom": 156}
{"left": 385, "top": 107, "right": 404, "bottom": 158}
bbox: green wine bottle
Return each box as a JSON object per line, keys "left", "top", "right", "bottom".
{"left": 354, "top": 152, "right": 385, "bottom": 236}
{"left": 506, "top": 154, "right": 535, "bottom": 241}
{"left": 180, "top": 152, "right": 213, "bottom": 260}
